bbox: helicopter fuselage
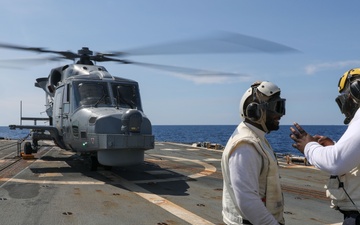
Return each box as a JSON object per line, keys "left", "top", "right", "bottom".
{"left": 11, "top": 63, "right": 154, "bottom": 167}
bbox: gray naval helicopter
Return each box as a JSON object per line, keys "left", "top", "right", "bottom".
{"left": 8, "top": 47, "right": 155, "bottom": 170}
{"left": 0, "top": 32, "right": 298, "bottom": 170}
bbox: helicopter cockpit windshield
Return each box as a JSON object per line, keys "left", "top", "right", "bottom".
{"left": 75, "top": 82, "right": 111, "bottom": 107}
{"left": 112, "top": 84, "right": 138, "bottom": 109}
{"left": 73, "top": 81, "right": 141, "bottom": 110}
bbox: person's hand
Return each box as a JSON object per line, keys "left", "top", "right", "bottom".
{"left": 314, "top": 135, "right": 334, "bottom": 146}
{"left": 289, "top": 122, "right": 317, "bottom": 154}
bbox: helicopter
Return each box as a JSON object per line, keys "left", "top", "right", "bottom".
{"left": 0, "top": 32, "right": 298, "bottom": 170}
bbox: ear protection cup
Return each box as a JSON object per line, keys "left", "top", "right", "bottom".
{"left": 246, "top": 102, "right": 262, "bottom": 121}
{"left": 350, "top": 79, "right": 360, "bottom": 102}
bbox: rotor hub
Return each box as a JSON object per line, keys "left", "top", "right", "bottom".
{"left": 78, "top": 47, "right": 93, "bottom": 56}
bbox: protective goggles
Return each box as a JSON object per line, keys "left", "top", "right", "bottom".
{"left": 335, "top": 93, "right": 357, "bottom": 114}
{"left": 335, "top": 92, "right": 358, "bottom": 124}
{"left": 335, "top": 93, "right": 348, "bottom": 113}
{"left": 338, "top": 68, "right": 360, "bottom": 93}
{"left": 266, "top": 98, "right": 286, "bottom": 115}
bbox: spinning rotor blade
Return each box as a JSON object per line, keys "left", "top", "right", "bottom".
{"left": 0, "top": 56, "right": 64, "bottom": 69}
{"left": 91, "top": 32, "right": 299, "bottom": 76}
{"left": 116, "top": 60, "right": 249, "bottom": 77}
{"left": 0, "top": 32, "right": 299, "bottom": 77}
{"left": 85, "top": 55, "right": 246, "bottom": 77}
{"left": 91, "top": 54, "right": 130, "bottom": 63}
{"left": 110, "top": 32, "right": 300, "bottom": 57}
{"left": 0, "top": 32, "right": 299, "bottom": 61}
{"left": 0, "top": 42, "right": 79, "bottom": 60}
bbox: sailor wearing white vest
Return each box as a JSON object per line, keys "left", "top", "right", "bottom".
{"left": 221, "top": 81, "right": 286, "bottom": 225}
{"left": 290, "top": 68, "right": 360, "bottom": 225}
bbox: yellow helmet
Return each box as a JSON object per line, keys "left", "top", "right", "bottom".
{"left": 338, "top": 68, "right": 360, "bottom": 93}
{"left": 336, "top": 68, "right": 360, "bottom": 124}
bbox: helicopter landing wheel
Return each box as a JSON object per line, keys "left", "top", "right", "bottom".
{"left": 24, "top": 142, "right": 33, "bottom": 155}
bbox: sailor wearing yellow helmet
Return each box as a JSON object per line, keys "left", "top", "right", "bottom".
{"left": 290, "top": 68, "right": 360, "bottom": 224}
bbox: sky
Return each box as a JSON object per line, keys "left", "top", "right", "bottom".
{"left": 0, "top": 0, "right": 359, "bottom": 126}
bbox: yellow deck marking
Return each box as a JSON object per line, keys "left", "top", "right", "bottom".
{"left": 161, "top": 148, "right": 180, "bottom": 151}
{"left": 151, "top": 154, "right": 216, "bottom": 179}
{"left": 98, "top": 170, "right": 215, "bottom": 225}
{"left": 38, "top": 173, "right": 63, "bottom": 177}
{"left": 278, "top": 161, "right": 319, "bottom": 170}
{"left": 186, "top": 148, "right": 199, "bottom": 151}
{"left": 204, "top": 158, "right": 220, "bottom": 162}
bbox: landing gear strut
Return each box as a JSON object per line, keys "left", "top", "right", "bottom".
{"left": 90, "top": 155, "right": 99, "bottom": 171}
{"left": 82, "top": 153, "right": 113, "bottom": 171}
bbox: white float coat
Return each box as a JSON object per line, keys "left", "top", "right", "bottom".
{"left": 305, "top": 108, "right": 360, "bottom": 175}
{"left": 222, "top": 122, "right": 284, "bottom": 225}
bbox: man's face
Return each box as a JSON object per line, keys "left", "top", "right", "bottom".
{"left": 265, "top": 96, "right": 285, "bottom": 132}
{"left": 265, "top": 110, "right": 282, "bottom": 131}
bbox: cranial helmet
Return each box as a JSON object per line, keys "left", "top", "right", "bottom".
{"left": 239, "top": 81, "right": 286, "bottom": 131}
{"left": 336, "top": 68, "right": 360, "bottom": 124}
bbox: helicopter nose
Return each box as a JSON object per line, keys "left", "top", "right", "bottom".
{"left": 121, "top": 109, "right": 143, "bottom": 134}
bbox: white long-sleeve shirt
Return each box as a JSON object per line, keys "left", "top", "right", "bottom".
{"left": 229, "top": 134, "right": 279, "bottom": 224}
{"left": 305, "top": 108, "right": 360, "bottom": 175}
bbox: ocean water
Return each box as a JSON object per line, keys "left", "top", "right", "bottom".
{"left": 0, "top": 125, "right": 347, "bottom": 156}
{"left": 152, "top": 125, "right": 347, "bottom": 156}
{"left": 0, "top": 127, "right": 31, "bottom": 140}
{"left": 267, "top": 125, "right": 347, "bottom": 156}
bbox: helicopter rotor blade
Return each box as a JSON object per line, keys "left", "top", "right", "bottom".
{"left": 0, "top": 32, "right": 299, "bottom": 62}
{"left": 0, "top": 42, "right": 46, "bottom": 53}
{"left": 0, "top": 56, "right": 65, "bottom": 69}
{"left": 0, "top": 31, "right": 299, "bottom": 76}
{"left": 0, "top": 42, "right": 79, "bottom": 60}
{"left": 91, "top": 54, "right": 130, "bottom": 63}
{"left": 115, "top": 59, "right": 249, "bottom": 77}
{"left": 109, "top": 31, "right": 300, "bottom": 57}
{"left": 88, "top": 54, "right": 249, "bottom": 77}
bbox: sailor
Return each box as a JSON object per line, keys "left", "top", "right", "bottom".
{"left": 290, "top": 68, "right": 360, "bottom": 224}
{"left": 221, "top": 81, "right": 286, "bottom": 225}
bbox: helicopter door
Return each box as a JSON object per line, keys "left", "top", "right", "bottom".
{"left": 53, "top": 84, "right": 71, "bottom": 138}
{"left": 61, "top": 84, "right": 71, "bottom": 141}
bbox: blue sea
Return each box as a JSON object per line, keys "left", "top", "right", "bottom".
{"left": 0, "top": 125, "right": 347, "bottom": 156}
{"left": 152, "top": 125, "right": 347, "bottom": 156}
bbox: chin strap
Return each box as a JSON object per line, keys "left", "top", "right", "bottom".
{"left": 258, "top": 111, "right": 269, "bottom": 133}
